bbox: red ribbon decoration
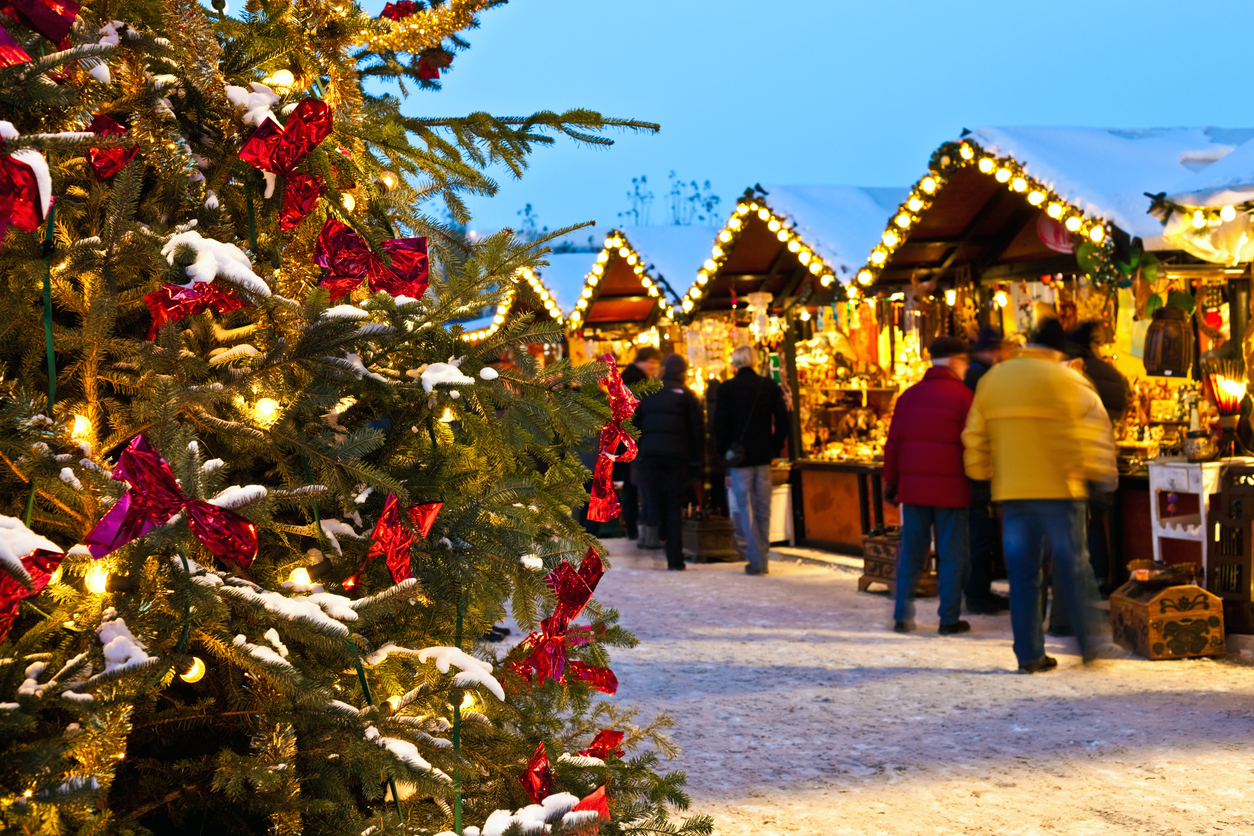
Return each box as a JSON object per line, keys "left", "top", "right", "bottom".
{"left": 571, "top": 785, "right": 610, "bottom": 831}
{"left": 417, "top": 48, "right": 453, "bottom": 81}
{"left": 238, "top": 98, "right": 331, "bottom": 230}
{"left": 86, "top": 114, "right": 138, "bottom": 180}
{"left": 0, "top": 548, "right": 61, "bottom": 641}
{"left": 519, "top": 741, "right": 553, "bottom": 805}
{"left": 1, "top": 0, "right": 79, "bottom": 45}
{"left": 84, "top": 436, "right": 258, "bottom": 569}
{"left": 345, "top": 494, "right": 441, "bottom": 590}
{"left": 578, "top": 729, "right": 625, "bottom": 760}
{"left": 0, "top": 23, "right": 30, "bottom": 66}
{"left": 313, "top": 218, "right": 429, "bottom": 302}
{"left": 508, "top": 548, "right": 616, "bottom": 693}
{"left": 587, "top": 354, "right": 640, "bottom": 522}
{"left": 379, "top": 0, "right": 417, "bottom": 20}
{"left": 143, "top": 281, "right": 247, "bottom": 340}
{"left": 0, "top": 146, "right": 47, "bottom": 236}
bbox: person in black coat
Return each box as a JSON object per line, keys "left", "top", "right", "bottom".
{"left": 712, "top": 345, "right": 790, "bottom": 575}
{"left": 617, "top": 347, "right": 661, "bottom": 540}
{"left": 633, "top": 353, "right": 704, "bottom": 570}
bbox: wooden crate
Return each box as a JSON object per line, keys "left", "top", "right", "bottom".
{"left": 682, "top": 516, "right": 739, "bottom": 563}
{"left": 1110, "top": 581, "right": 1225, "bottom": 659}
{"left": 858, "top": 533, "right": 937, "bottom": 597}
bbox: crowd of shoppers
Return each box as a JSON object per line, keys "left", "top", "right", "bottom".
{"left": 885, "top": 320, "right": 1120, "bottom": 673}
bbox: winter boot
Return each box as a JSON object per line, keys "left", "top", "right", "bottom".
{"left": 637, "top": 524, "right": 660, "bottom": 550}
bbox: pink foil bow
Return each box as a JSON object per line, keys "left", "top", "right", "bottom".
{"left": 345, "top": 493, "right": 441, "bottom": 590}
{"left": 587, "top": 354, "right": 640, "bottom": 522}
{"left": 313, "top": 218, "right": 429, "bottom": 302}
{"left": 0, "top": 22, "right": 30, "bottom": 66}
{"left": 1, "top": 0, "right": 79, "bottom": 45}
{"left": 84, "top": 436, "right": 258, "bottom": 569}
{"left": 0, "top": 548, "right": 61, "bottom": 641}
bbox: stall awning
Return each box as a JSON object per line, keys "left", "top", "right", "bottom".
{"left": 682, "top": 185, "right": 907, "bottom": 315}
{"left": 1159, "top": 135, "right": 1254, "bottom": 265}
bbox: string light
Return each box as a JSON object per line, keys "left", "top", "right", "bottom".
{"left": 71, "top": 414, "right": 91, "bottom": 439}
{"left": 378, "top": 171, "right": 398, "bottom": 192}
{"left": 288, "top": 567, "right": 311, "bottom": 586}
{"left": 84, "top": 564, "right": 109, "bottom": 594}
{"left": 254, "top": 398, "right": 280, "bottom": 424}
{"left": 995, "top": 290, "right": 1009, "bottom": 308}
{"left": 439, "top": 406, "right": 456, "bottom": 422}
{"left": 179, "top": 657, "right": 206, "bottom": 683}
{"left": 945, "top": 289, "right": 957, "bottom": 306}
{"left": 341, "top": 193, "right": 356, "bottom": 212}
{"left": 1192, "top": 210, "right": 1207, "bottom": 229}
{"left": 1221, "top": 205, "right": 1237, "bottom": 222}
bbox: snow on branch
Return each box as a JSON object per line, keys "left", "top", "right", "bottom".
{"left": 206, "top": 484, "right": 267, "bottom": 509}
{"left": 218, "top": 582, "right": 359, "bottom": 637}
{"left": 365, "top": 726, "right": 450, "bottom": 782}
{"left": 161, "top": 230, "right": 271, "bottom": 297}
{"left": 97, "top": 609, "right": 155, "bottom": 674}
{"left": 419, "top": 358, "right": 474, "bottom": 393}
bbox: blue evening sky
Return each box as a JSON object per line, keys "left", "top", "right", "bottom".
{"left": 372, "top": 0, "right": 1254, "bottom": 235}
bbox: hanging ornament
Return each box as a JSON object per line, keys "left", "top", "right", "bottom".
{"left": 84, "top": 436, "right": 258, "bottom": 569}
{"left": 417, "top": 47, "right": 453, "bottom": 81}
{"left": 143, "top": 280, "right": 247, "bottom": 340}
{"left": 0, "top": 0, "right": 80, "bottom": 46}
{"left": 238, "top": 98, "right": 331, "bottom": 228}
{"left": 519, "top": 741, "right": 553, "bottom": 805}
{"left": 86, "top": 114, "right": 138, "bottom": 179}
{"left": 578, "top": 729, "right": 625, "bottom": 759}
{"left": 587, "top": 354, "right": 640, "bottom": 522}
{"left": 0, "top": 23, "right": 30, "bottom": 66}
{"left": 565, "top": 661, "right": 617, "bottom": 695}
{"left": 313, "top": 218, "right": 429, "bottom": 302}
{"left": 379, "top": 0, "right": 417, "bottom": 19}
{"left": 345, "top": 493, "right": 441, "bottom": 588}
{"left": 0, "top": 133, "right": 51, "bottom": 236}
{"left": 0, "top": 515, "right": 63, "bottom": 641}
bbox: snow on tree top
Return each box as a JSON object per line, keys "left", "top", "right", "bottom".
{"left": 963, "top": 126, "right": 1254, "bottom": 242}
{"left": 0, "top": 514, "right": 62, "bottom": 588}
{"left": 161, "top": 230, "right": 271, "bottom": 297}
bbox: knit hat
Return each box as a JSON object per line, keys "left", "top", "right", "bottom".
{"left": 928, "top": 335, "right": 970, "bottom": 360}
{"left": 974, "top": 325, "right": 1003, "bottom": 352}
{"left": 1031, "top": 318, "right": 1068, "bottom": 353}
{"left": 663, "top": 353, "right": 687, "bottom": 379}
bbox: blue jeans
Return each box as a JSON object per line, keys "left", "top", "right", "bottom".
{"left": 1002, "top": 500, "right": 1098, "bottom": 665}
{"left": 729, "top": 465, "right": 773, "bottom": 572}
{"left": 894, "top": 505, "right": 970, "bottom": 625}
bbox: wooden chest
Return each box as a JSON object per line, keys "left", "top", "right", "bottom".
{"left": 858, "top": 533, "right": 937, "bottom": 597}
{"left": 682, "top": 516, "right": 739, "bottom": 563}
{"left": 1109, "top": 581, "right": 1225, "bottom": 660}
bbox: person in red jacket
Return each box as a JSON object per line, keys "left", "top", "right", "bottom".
{"left": 883, "top": 335, "right": 975, "bottom": 635}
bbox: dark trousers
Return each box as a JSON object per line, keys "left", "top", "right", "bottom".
{"left": 621, "top": 482, "right": 640, "bottom": 539}
{"left": 964, "top": 480, "right": 999, "bottom": 605}
{"left": 1087, "top": 492, "right": 1113, "bottom": 592}
{"left": 642, "top": 459, "right": 687, "bottom": 569}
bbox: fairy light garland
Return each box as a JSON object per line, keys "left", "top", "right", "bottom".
{"left": 679, "top": 201, "right": 839, "bottom": 319}
{"left": 1148, "top": 194, "right": 1250, "bottom": 231}
{"left": 566, "top": 231, "right": 670, "bottom": 332}
{"left": 465, "top": 267, "right": 563, "bottom": 342}
{"left": 853, "top": 139, "right": 1118, "bottom": 290}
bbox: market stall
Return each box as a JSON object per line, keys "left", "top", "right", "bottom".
{"left": 850, "top": 125, "right": 1254, "bottom": 582}
{"left": 457, "top": 262, "right": 569, "bottom": 367}
{"left": 679, "top": 185, "right": 908, "bottom": 551}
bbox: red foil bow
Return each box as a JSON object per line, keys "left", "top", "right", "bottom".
{"left": 417, "top": 48, "right": 453, "bottom": 81}
{"left": 313, "top": 218, "right": 429, "bottom": 302}
{"left": 87, "top": 114, "right": 138, "bottom": 179}
{"left": 0, "top": 146, "right": 47, "bottom": 235}
{"left": 346, "top": 494, "right": 441, "bottom": 589}
{"left": 84, "top": 436, "right": 258, "bottom": 569}
{"left": 379, "top": 0, "right": 417, "bottom": 19}
{"left": 509, "top": 548, "right": 616, "bottom": 693}
{"left": 566, "top": 661, "right": 618, "bottom": 695}
{"left": 0, "top": 548, "right": 61, "bottom": 641}
{"left": 519, "top": 741, "right": 553, "bottom": 805}
{"left": 571, "top": 785, "right": 610, "bottom": 830}
{"left": 238, "top": 98, "right": 331, "bottom": 228}
{"left": 587, "top": 354, "right": 640, "bottom": 522}
{"left": 143, "top": 281, "right": 246, "bottom": 340}
{"left": 1, "top": 0, "right": 80, "bottom": 44}
{"left": 0, "top": 22, "right": 30, "bottom": 66}
{"left": 578, "top": 730, "right": 625, "bottom": 760}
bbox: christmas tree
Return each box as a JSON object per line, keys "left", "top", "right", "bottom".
{"left": 0, "top": 1, "right": 712, "bottom": 834}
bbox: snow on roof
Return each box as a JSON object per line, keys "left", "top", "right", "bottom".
{"left": 758, "top": 185, "right": 910, "bottom": 281}
{"left": 615, "top": 225, "right": 720, "bottom": 294}
{"left": 1167, "top": 135, "right": 1254, "bottom": 207}
{"left": 536, "top": 252, "right": 595, "bottom": 315}
{"left": 964, "top": 126, "right": 1254, "bottom": 240}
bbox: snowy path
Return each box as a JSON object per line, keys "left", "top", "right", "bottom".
{"left": 593, "top": 540, "right": 1254, "bottom": 835}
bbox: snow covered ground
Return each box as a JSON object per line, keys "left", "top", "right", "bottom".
{"left": 593, "top": 539, "right": 1254, "bottom": 835}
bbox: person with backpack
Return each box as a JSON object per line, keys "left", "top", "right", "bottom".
{"left": 713, "top": 346, "right": 790, "bottom": 576}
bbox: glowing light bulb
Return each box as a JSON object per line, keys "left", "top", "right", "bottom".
{"left": 596, "top": 251, "right": 608, "bottom": 263}
{"left": 857, "top": 270, "right": 873, "bottom": 285}
{"left": 617, "top": 247, "right": 629, "bottom": 258}
{"left": 896, "top": 213, "right": 911, "bottom": 228}
{"left": 1047, "top": 203, "right": 1064, "bottom": 219}
{"left": 882, "top": 231, "right": 899, "bottom": 247}
{"left": 871, "top": 250, "right": 886, "bottom": 265}
{"left": 808, "top": 262, "right": 821, "bottom": 274}
{"left": 591, "top": 264, "right": 603, "bottom": 275}
{"left": 820, "top": 275, "right": 833, "bottom": 287}
{"left": 729, "top": 217, "right": 742, "bottom": 229}
{"left": 995, "top": 290, "right": 1008, "bottom": 308}
{"left": 768, "top": 219, "right": 781, "bottom": 232}
{"left": 440, "top": 406, "right": 456, "bottom": 423}
{"left": 341, "top": 193, "right": 355, "bottom": 212}
{"left": 1221, "top": 205, "right": 1237, "bottom": 222}
{"left": 703, "top": 259, "right": 717, "bottom": 271}
{"left": 960, "top": 144, "right": 975, "bottom": 160}
{"left": 995, "top": 168, "right": 1012, "bottom": 183}
{"left": 387, "top": 695, "right": 403, "bottom": 711}
{"left": 1011, "top": 177, "right": 1027, "bottom": 192}
{"left": 1192, "top": 210, "right": 1206, "bottom": 229}
{"left": 71, "top": 414, "right": 91, "bottom": 439}
{"left": 799, "top": 309, "right": 811, "bottom": 321}
{"left": 84, "top": 564, "right": 109, "bottom": 594}
{"left": 945, "top": 289, "right": 957, "bottom": 306}
{"left": 921, "top": 176, "right": 938, "bottom": 193}
{"left": 696, "top": 273, "right": 708, "bottom": 285}
{"left": 1064, "top": 216, "right": 1082, "bottom": 232}
{"left": 736, "top": 204, "right": 750, "bottom": 215}
{"left": 379, "top": 171, "right": 398, "bottom": 191}
{"left": 289, "top": 567, "right": 311, "bottom": 586}
{"left": 719, "top": 230, "right": 732, "bottom": 242}
{"left": 682, "top": 299, "right": 694, "bottom": 312}
{"left": 978, "top": 158, "right": 995, "bottom": 173}
{"left": 1089, "top": 226, "right": 1105, "bottom": 243}
{"left": 776, "top": 229, "right": 789, "bottom": 242}
{"left": 798, "top": 251, "right": 811, "bottom": 265}
{"left": 788, "top": 240, "right": 800, "bottom": 252}
{"left": 576, "top": 298, "right": 587, "bottom": 309}
{"left": 757, "top": 208, "right": 770, "bottom": 220}
{"left": 254, "top": 398, "right": 280, "bottom": 423}
{"left": 179, "top": 656, "right": 206, "bottom": 683}
{"left": 908, "top": 197, "right": 924, "bottom": 212}
{"left": 1028, "top": 191, "right": 1045, "bottom": 206}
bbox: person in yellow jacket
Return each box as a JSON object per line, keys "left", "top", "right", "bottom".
{"left": 962, "top": 319, "right": 1117, "bottom": 673}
